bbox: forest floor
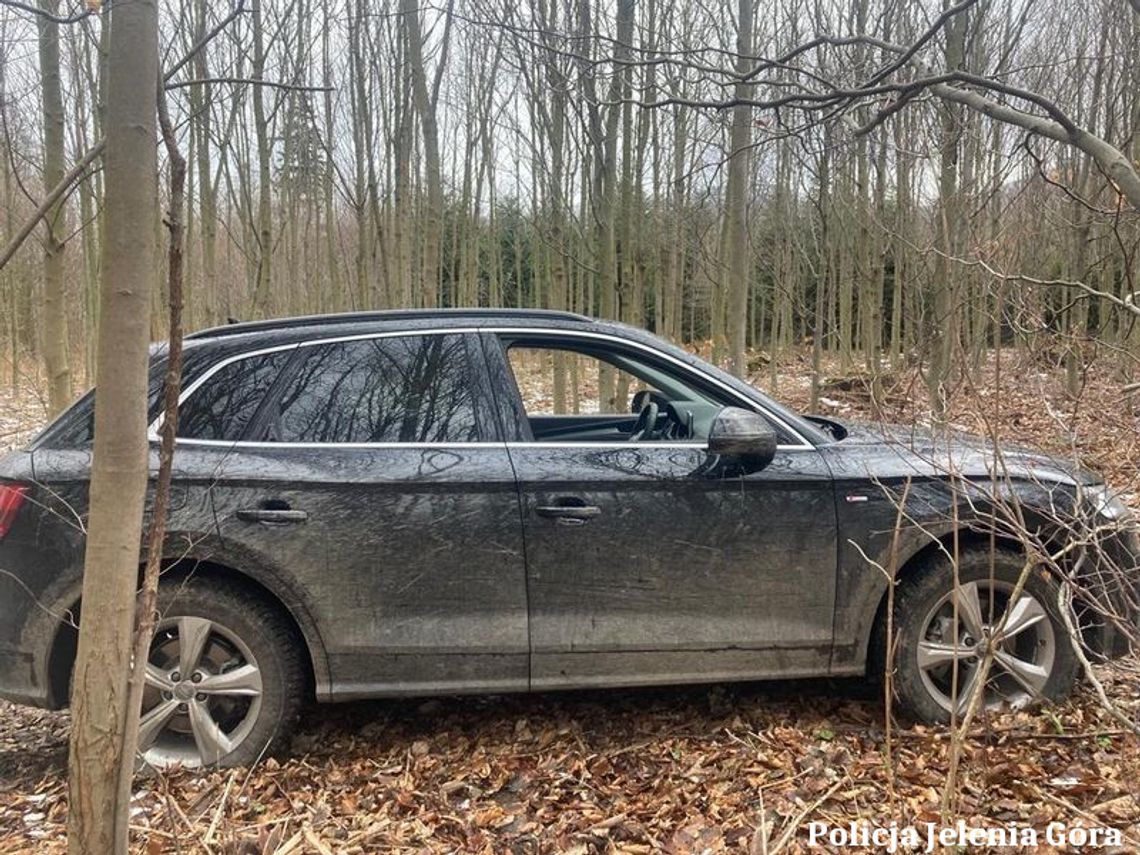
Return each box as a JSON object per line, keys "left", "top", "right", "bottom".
{"left": 1, "top": 346, "right": 1140, "bottom": 853}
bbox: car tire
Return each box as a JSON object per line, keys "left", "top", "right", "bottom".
{"left": 888, "top": 547, "right": 1079, "bottom": 724}
{"left": 136, "top": 577, "right": 305, "bottom": 770}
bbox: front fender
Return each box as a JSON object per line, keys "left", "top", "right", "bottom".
{"left": 829, "top": 475, "right": 1069, "bottom": 674}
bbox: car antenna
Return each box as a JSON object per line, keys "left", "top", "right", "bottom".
{"left": 226, "top": 316, "right": 241, "bottom": 325}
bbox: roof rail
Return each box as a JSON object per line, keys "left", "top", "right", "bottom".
{"left": 185, "top": 307, "right": 594, "bottom": 340}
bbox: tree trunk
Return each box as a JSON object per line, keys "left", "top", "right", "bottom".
{"left": 402, "top": 0, "right": 446, "bottom": 308}
{"left": 191, "top": 0, "right": 217, "bottom": 327}
{"left": 250, "top": 0, "right": 272, "bottom": 315}
{"left": 810, "top": 123, "right": 832, "bottom": 413}
{"left": 65, "top": 0, "right": 158, "bottom": 850}
{"left": 722, "top": 0, "right": 754, "bottom": 377}
{"left": 37, "top": 0, "right": 72, "bottom": 416}
{"left": 927, "top": 2, "right": 966, "bottom": 420}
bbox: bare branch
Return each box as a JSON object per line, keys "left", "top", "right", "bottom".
{"left": 161, "top": 0, "right": 247, "bottom": 83}
{"left": 0, "top": 0, "right": 249, "bottom": 273}
{"left": 0, "top": 0, "right": 93, "bottom": 24}
{"left": 164, "top": 77, "right": 334, "bottom": 93}
{"left": 0, "top": 141, "right": 103, "bottom": 271}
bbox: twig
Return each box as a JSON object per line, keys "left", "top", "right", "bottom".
{"left": 0, "top": 142, "right": 103, "bottom": 271}
{"left": 1027, "top": 783, "right": 1140, "bottom": 849}
{"left": 164, "top": 77, "right": 335, "bottom": 92}
{"left": 303, "top": 826, "right": 337, "bottom": 855}
{"left": 768, "top": 775, "right": 848, "bottom": 855}
{"left": 159, "top": 772, "right": 184, "bottom": 855}
{"left": 272, "top": 830, "right": 304, "bottom": 855}
{"left": 586, "top": 813, "right": 627, "bottom": 834}
{"left": 884, "top": 477, "right": 912, "bottom": 799}
{"left": 1057, "top": 579, "right": 1140, "bottom": 739}
{"left": 0, "top": 0, "right": 94, "bottom": 24}
{"left": 750, "top": 785, "right": 770, "bottom": 855}
{"left": 203, "top": 771, "right": 237, "bottom": 846}
{"left": 164, "top": 789, "right": 211, "bottom": 855}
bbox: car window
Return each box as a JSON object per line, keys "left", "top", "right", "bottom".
{"left": 263, "top": 334, "right": 481, "bottom": 443}
{"left": 501, "top": 337, "right": 800, "bottom": 445}
{"left": 507, "top": 347, "right": 659, "bottom": 415}
{"left": 178, "top": 350, "right": 293, "bottom": 441}
{"left": 502, "top": 340, "right": 739, "bottom": 442}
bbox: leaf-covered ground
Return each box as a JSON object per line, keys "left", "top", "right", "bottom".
{"left": 1, "top": 348, "right": 1139, "bottom": 853}
{"left": 3, "top": 676, "right": 1140, "bottom": 854}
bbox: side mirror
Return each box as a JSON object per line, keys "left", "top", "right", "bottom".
{"left": 707, "top": 407, "right": 777, "bottom": 472}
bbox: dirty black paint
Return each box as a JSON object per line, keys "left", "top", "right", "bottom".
{"left": 209, "top": 443, "right": 528, "bottom": 698}
{"left": 508, "top": 443, "right": 837, "bottom": 687}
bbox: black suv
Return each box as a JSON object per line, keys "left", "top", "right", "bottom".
{"left": 0, "top": 309, "right": 1135, "bottom": 768}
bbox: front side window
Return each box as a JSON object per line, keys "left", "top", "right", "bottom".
{"left": 501, "top": 337, "right": 799, "bottom": 444}
{"left": 178, "top": 350, "right": 293, "bottom": 441}
{"left": 507, "top": 347, "right": 661, "bottom": 415}
{"left": 259, "top": 334, "right": 482, "bottom": 444}
{"left": 502, "top": 339, "right": 729, "bottom": 443}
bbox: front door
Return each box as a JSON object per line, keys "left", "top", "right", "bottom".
{"left": 485, "top": 332, "right": 837, "bottom": 688}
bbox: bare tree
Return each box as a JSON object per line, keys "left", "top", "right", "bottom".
{"left": 721, "top": 0, "right": 755, "bottom": 378}
{"left": 36, "top": 0, "right": 71, "bottom": 414}
{"left": 65, "top": 0, "right": 158, "bottom": 851}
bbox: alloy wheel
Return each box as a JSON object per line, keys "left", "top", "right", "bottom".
{"left": 138, "top": 615, "right": 264, "bottom": 768}
{"left": 916, "top": 579, "right": 1056, "bottom": 715}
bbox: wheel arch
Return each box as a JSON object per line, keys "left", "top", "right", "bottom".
{"left": 862, "top": 528, "right": 1028, "bottom": 678}
{"left": 47, "top": 556, "right": 331, "bottom": 708}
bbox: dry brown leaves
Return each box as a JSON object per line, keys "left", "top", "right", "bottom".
{"left": 3, "top": 681, "right": 1138, "bottom": 853}
{"left": 1, "top": 349, "right": 1139, "bottom": 853}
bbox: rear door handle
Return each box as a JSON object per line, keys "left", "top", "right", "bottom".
{"left": 236, "top": 508, "right": 308, "bottom": 524}
{"left": 535, "top": 504, "right": 601, "bottom": 521}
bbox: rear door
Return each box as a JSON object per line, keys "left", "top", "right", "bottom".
{"left": 196, "top": 331, "right": 529, "bottom": 698}
{"left": 484, "top": 331, "right": 837, "bottom": 688}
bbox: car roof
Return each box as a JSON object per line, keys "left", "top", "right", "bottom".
{"left": 185, "top": 308, "right": 596, "bottom": 345}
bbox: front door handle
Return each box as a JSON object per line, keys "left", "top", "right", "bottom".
{"left": 535, "top": 504, "right": 601, "bottom": 522}
{"left": 236, "top": 508, "right": 308, "bottom": 525}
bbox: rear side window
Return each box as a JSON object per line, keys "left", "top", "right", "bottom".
{"left": 262, "top": 334, "right": 482, "bottom": 443}
{"left": 178, "top": 350, "right": 292, "bottom": 441}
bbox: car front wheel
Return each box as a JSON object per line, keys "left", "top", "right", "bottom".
{"left": 137, "top": 578, "right": 305, "bottom": 769}
{"left": 890, "top": 547, "right": 1079, "bottom": 723}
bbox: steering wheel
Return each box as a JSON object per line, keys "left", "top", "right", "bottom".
{"left": 629, "top": 401, "right": 658, "bottom": 441}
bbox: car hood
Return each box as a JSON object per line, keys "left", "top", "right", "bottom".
{"left": 823, "top": 419, "right": 1101, "bottom": 487}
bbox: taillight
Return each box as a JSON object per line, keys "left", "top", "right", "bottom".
{"left": 0, "top": 482, "right": 29, "bottom": 540}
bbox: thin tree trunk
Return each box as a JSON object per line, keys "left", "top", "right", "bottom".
{"left": 250, "top": 0, "right": 272, "bottom": 315}
{"left": 37, "top": 0, "right": 72, "bottom": 415}
{"left": 402, "top": 0, "right": 448, "bottom": 307}
{"left": 723, "top": 0, "right": 754, "bottom": 377}
{"left": 119, "top": 76, "right": 187, "bottom": 820}
{"left": 66, "top": 0, "right": 158, "bottom": 850}
{"left": 927, "top": 2, "right": 967, "bottom": 420}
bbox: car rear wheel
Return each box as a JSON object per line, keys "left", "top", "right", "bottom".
{"left": 890, "top": 548, "right": 1079, "bottom": 723}
{"left": 137, "top": 579, "right": 304, "bottom": 769}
